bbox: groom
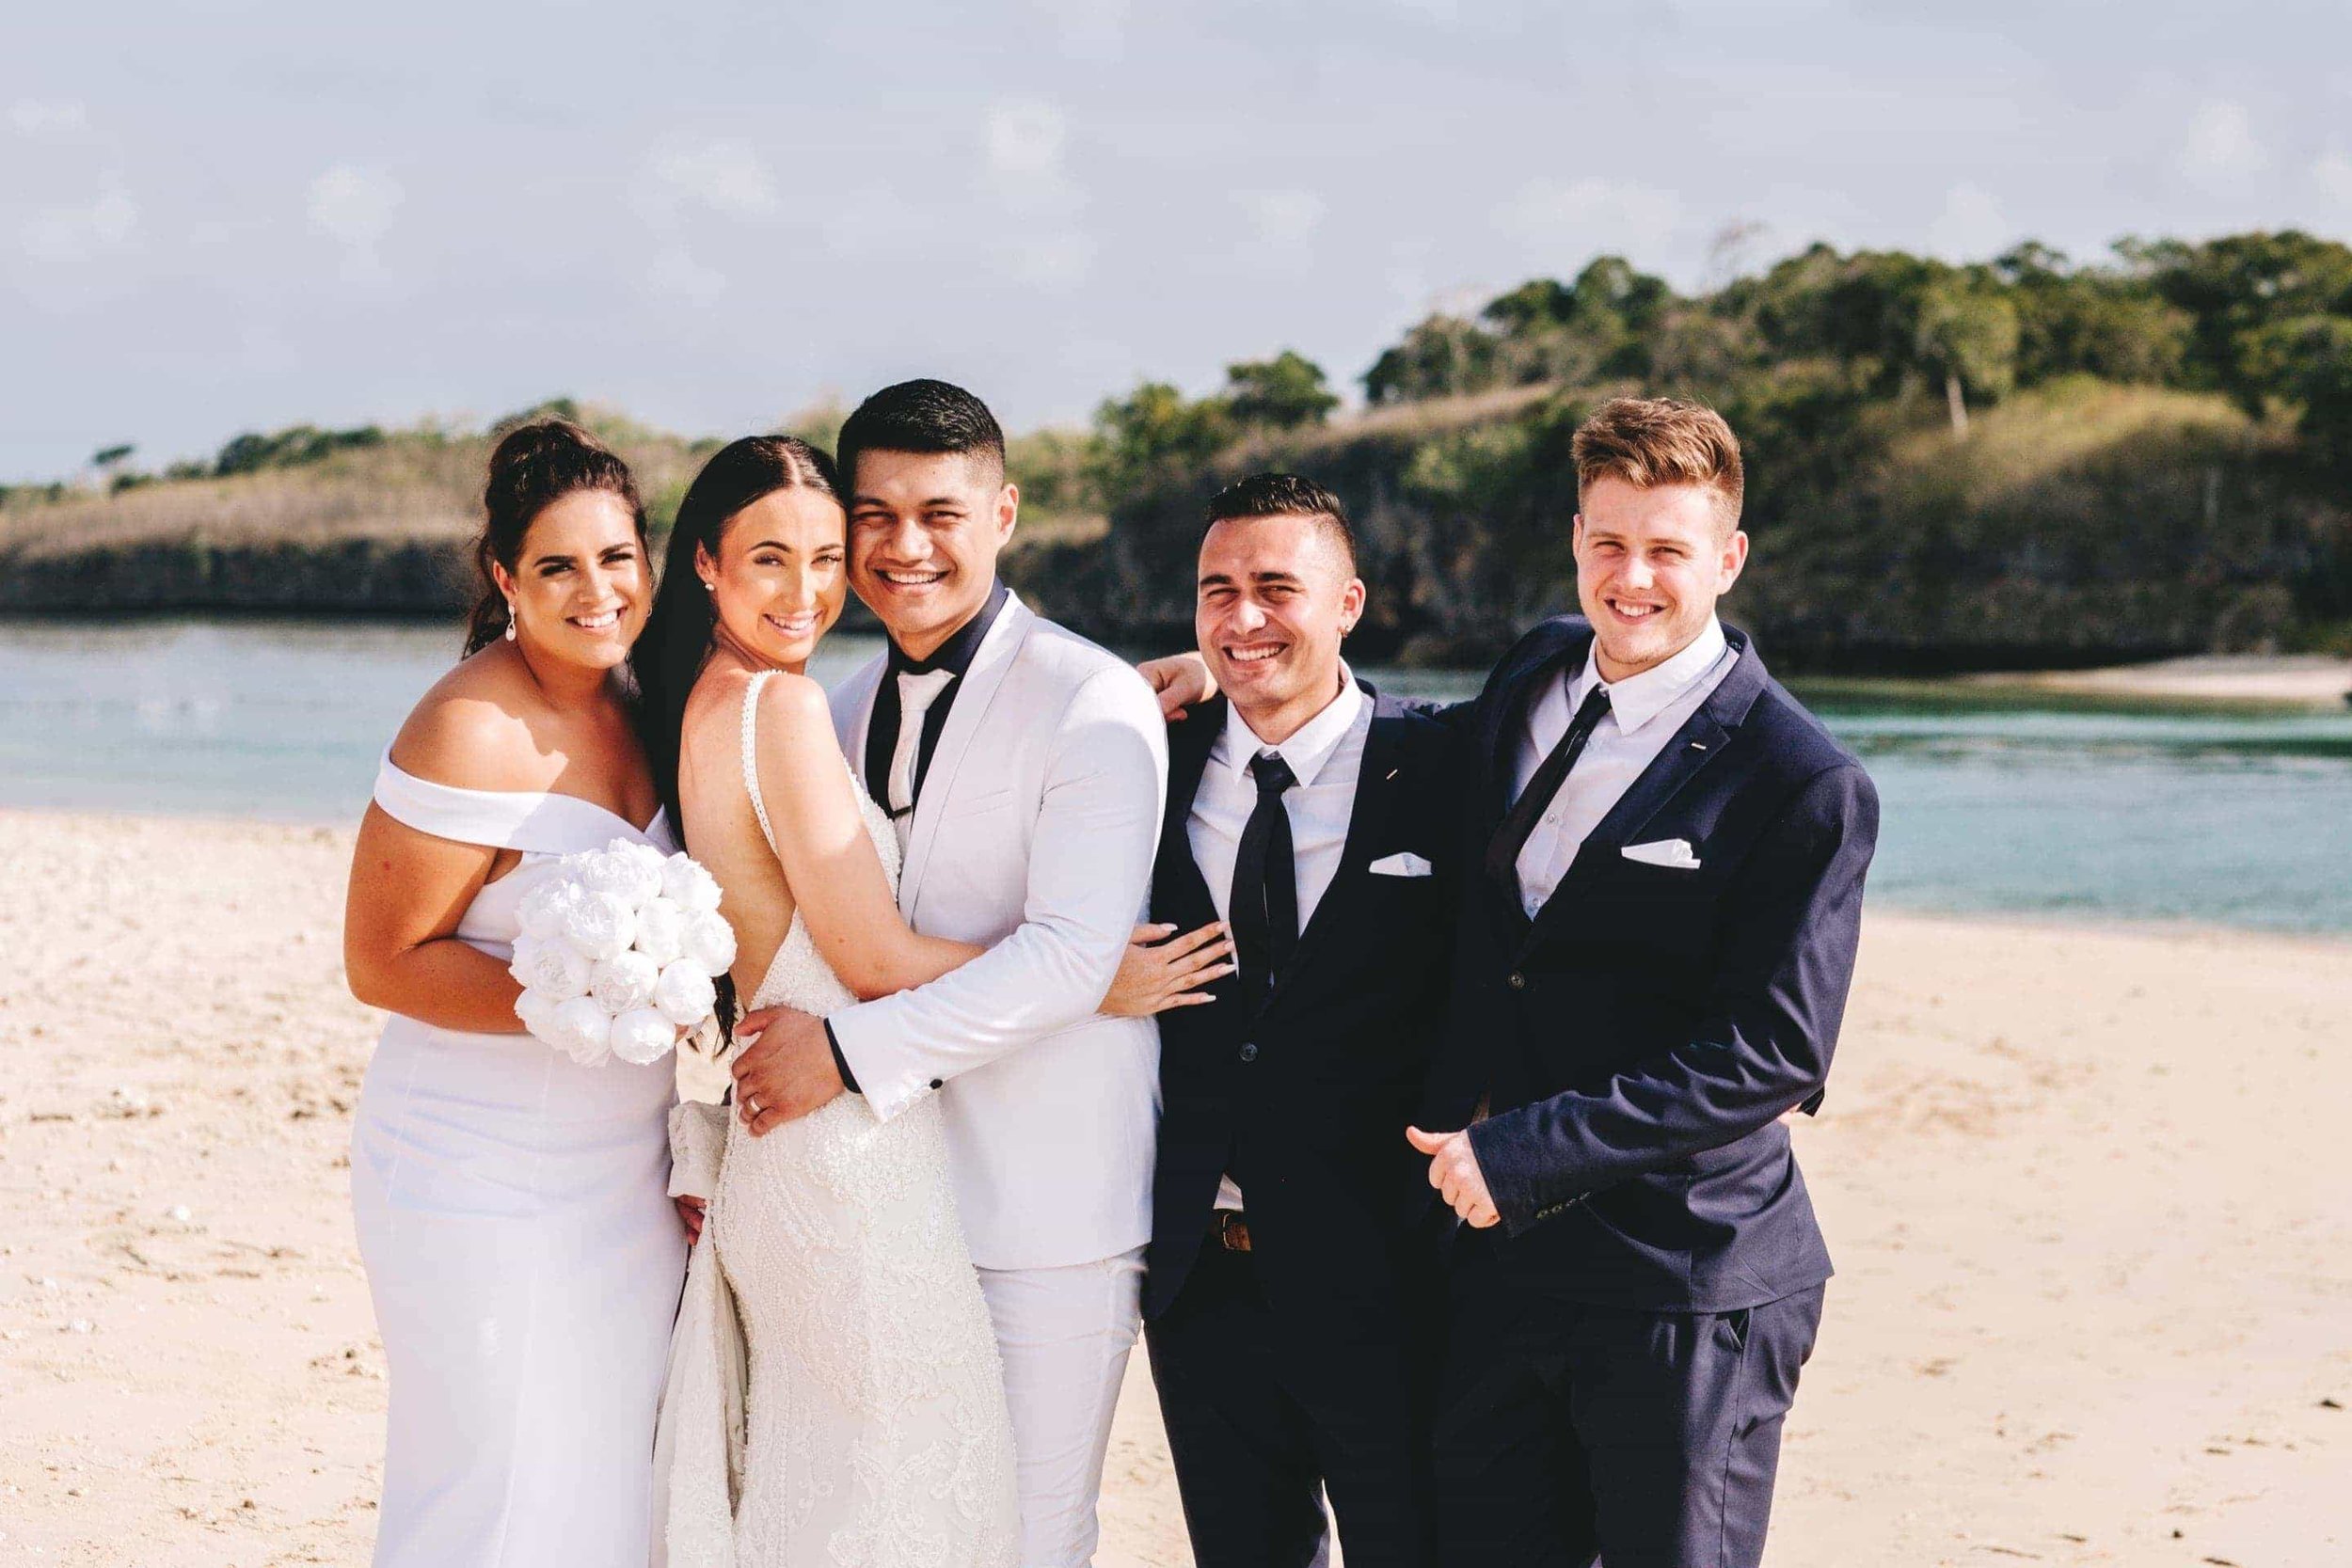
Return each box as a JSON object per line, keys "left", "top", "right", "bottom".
{"left": 731, "top": 379, "right": 1168, "bottom": 1567}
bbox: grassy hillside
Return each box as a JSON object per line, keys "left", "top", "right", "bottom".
{"left": 1011, "top": 376, "right": 2350, "bottom": 670}
{"left": 9, "top": 226, "right": 2351, "bottom": 667}
{"left": 0, "top": 404, "right": 1103, "bottom": 617}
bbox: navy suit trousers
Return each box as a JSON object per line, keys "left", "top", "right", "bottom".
{"left": 1432, "top": 1233, "right": 1823, "bottom": 1568}
{"left": 1145, "top": 1237, "right": 1433, "bottom": 1568}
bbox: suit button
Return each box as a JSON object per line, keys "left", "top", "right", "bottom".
{"left": 1238, "top": 1043, "right": 1259, "bottom": 1063}
{"left": 1508, "top": 971, "right": 1526, "bottom": 990}
{"left": 929, "top": 1079, "right": 943, "bottom": 1090}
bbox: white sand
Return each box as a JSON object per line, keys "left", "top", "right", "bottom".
{"left": 1, "top": 811, "right": 2344, "bottom": 1566}
{"left": 1973, "top": 654, "right": 2352, "bottom": 709}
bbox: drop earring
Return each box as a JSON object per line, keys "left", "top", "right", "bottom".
{"left": 503, "top": 602, "right": 517, "bottom": 641}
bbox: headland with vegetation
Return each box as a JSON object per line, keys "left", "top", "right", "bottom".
{"left": 7, "top": 230, "right": 2348, "bottom": 672}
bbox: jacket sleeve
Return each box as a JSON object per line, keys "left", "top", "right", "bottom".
{"left": 1467, "top": 761, "right": 1879, "bottom": 1236}
{"left": 825, "top": 663, "right": 1168, "bottom": 1122}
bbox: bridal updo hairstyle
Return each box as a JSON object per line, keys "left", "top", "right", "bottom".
{"left": 462, "top": 419, "right": 649, "bottom": 656}
{"left": 631, "top": 435, "right": 842, "bottom": 832}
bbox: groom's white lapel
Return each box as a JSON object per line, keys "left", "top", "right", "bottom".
{"left": 898, "top": 595, "right": 1034, "bottom": 918}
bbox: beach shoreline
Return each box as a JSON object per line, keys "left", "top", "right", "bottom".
{"left": 1, "top": 809, "right": 2344, "bottom": 1567}
{"left": 1959, "top": 652, "right": 2352, "bottom": 710}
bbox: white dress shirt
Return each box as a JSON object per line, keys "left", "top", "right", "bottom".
{"left": 1186, "top": 666, "right": 1372, "bottom": 1210}
{"left": 1511, "top": 618, "right": 1738, "bottom": 916}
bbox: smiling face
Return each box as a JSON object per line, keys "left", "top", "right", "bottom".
{"left": 1196, "top": 512, "right": 1365, "bottom": 744}
{"left": 490, "top": 489, "right": 650, "bottom": 672}
{"left": 1572, "top": 476, "right": 1747, "bottom": 682}
{"left": 846, "top": 449, "right": 1017, "bottom": 660}
{"left": 697, "top": 485, "right": 850, "bottom": 673}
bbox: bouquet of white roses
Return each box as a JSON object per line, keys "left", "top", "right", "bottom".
{"left": 507, "top": 838, "right": 737, "bottom": 1068}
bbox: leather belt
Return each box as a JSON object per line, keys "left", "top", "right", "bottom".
{"left": 1213, "top": 1210, "right": 1253, "bottom": 1253}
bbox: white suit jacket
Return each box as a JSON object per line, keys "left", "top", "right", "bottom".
{"left": 828, "top": 594, "right": 1168, "bottom": 1271}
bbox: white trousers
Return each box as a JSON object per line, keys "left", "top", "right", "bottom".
{"left": 976, "top": 1246, "right": 1147, "bottom": 1568}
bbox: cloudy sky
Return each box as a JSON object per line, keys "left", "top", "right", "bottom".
{"left": 6, "top": 0, "right": 2351, "bottom": 480}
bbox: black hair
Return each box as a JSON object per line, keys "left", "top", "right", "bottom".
{"left": 1203, "top": 471, "right": 1359, "bottom": 574}
{"left": 834, "top": 378, "right": 1006, "bottom": 494}
{"left": 631, "top": 436, "right": 842, "bottom": 834}
{"left": 462, "top": 420, "right": 646, "bottom": 655}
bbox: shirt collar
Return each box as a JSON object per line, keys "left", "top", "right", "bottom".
{"left": 1214, "top": 662, "right": 1366, "bottom": 787}
{"left": 1568, "top": 616, "right": 1731, "bottom": 736}
{"left": 887, "top": 578, "right": 1009, "bottom": 678}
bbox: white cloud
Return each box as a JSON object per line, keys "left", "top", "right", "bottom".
{"left": 19, "top": 188, "right": 136, "bottom": 261}
{"left": 981, "top": 98, "right": 1089, "bottom": 284}
{"left": 1926, "top": 182, "right": 2009, "bottom": 261}
{"left": 309, "top": 163, "right": 404, "bottom": 278}
{"left": 649, "top": 139, "right": 778, "bottom": 221}
{"left": 1494, "top": 176, "right": 1680, "bottom": 264}
{"left": 1240, "top": 188, "right": 1327, "bottom": 269}
{"left": 1031, "top": 0, "right": 1127, "bottom": 57}
{"left": 9, "top": 98, "right": 87, "bottom": 137}
{"left": 824, "top": 186, "right": 930, "bottom": 259}
{"left": 646, "top": 245, "right": 727, "bottom": 304}
{"left": 995, "top": 230, "right": 1097, "bottom": 288}
{"left": 2315, "top": 150, "right": 2352, "bottom": 208}
{"left": 2177, "top": 99, "right": 2267, "bottom": 184}
{"left": 987, "top": 98, "right": 1069, "bottom": 187}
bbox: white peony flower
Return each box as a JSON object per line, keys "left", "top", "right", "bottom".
{"left": 652, "top": 960, "right": 718, "bottom": 1027}
{"left": 514, "top": 986, "right": 559, "bottom": 1037}
{"left": 516, "top": 879, "right": 568, "bottom": 940}
{"left": 508, "top": 935, "right": 593, "bottom": 1001}
{"left": 576, "top": 840, "right": 664, "bottom": 910}
{"left": 558, "top": 890, "right": 637, "bottom": 961}
{"left": 660, "top": 852, "right": 724, "bottom": 912}
{"left": 548, "top": 995, "right": 613, "bottom": 1066}
{"left": 682, "top": 909, "right": 737, "bottom": 975}
{"left": 608, "top": 1006, "right": 676, "bottom": 1066}
{"left": 589, "top": 950, "right": 660, "bottom": 1013}
{"left": 633, "top": 896, "right": 689, "bottom": 966}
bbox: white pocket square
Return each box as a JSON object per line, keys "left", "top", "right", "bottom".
{"left": 1368, "top": 851, "right": 1434, "bottom": 879}
{"left": 1621, "top": 838, "right": 1701, "bottom": 871}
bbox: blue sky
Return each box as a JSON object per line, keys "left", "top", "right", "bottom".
{"left": 6, "top": 0, "right": 2351, "bottom": 480}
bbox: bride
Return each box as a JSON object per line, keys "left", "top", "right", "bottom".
{"left": 631, "top": 435, "right": 1012, "bottom": 1566}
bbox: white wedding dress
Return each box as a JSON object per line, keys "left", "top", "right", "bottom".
{"left": 353, "top": 758, "right": 686, "bottom": 1567}
{"left": 654, "top": 671, "right": 1017, "bottom": 1568}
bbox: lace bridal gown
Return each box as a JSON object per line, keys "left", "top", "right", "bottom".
{"left": 655, "top": 671, "right": 1018, "bottom": 1568}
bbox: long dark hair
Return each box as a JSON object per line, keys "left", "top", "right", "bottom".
{"left": 632, "top": 435, "right": 842, "bottom": 834}
{"left": 462, "top": 420, "right": 647, "bottom": 656}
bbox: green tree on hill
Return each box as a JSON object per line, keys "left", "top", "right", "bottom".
{"left": 1914, "top": 274, "right": 2020, "bottom": 437}
{"left": 1223, "top": 349, "right": 1338, "bottom": 430}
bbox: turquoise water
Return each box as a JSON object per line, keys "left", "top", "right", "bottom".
{"left": 6, "top": 618, "right": 2349, "bottom": 934}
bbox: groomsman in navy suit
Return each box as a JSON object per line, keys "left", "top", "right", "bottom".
{"left": 1409, "top": 397, "right": 1879, "bottom": 1567}
{"left": 1134, "top": 474, "right": 1461, "bottom": 1568}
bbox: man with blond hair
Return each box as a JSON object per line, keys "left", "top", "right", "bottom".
{"left": 1404, "top": 396, "right": 1878, "bottom": 1566}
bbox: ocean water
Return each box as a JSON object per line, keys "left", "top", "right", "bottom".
{"left": 6, "top": 617, "right": 2350, "bottom": 935}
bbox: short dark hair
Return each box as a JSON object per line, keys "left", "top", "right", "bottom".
{"left": 836, "top": 378, "right": 1007, "bottom": 493}
{"left": 1203, "top": 471, "right": 1359, "bottom": 574}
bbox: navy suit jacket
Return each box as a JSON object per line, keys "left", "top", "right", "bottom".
{"left": 1147, "top": 686, "right": 1464, "bottom": 1330}
{"left": 1423, "top": 617, "right": 1879, "bottom": 1313}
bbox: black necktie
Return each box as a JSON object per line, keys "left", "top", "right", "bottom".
{"left": 1230, "top": 752, "right": 1299, "bottom": 1005}
{"left": 1486, "top": 683, "right": 1613, "bottom": 896}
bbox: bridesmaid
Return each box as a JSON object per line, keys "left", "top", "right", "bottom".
{"left": 342, "top": 420, "right": 686, "bottom": 1567}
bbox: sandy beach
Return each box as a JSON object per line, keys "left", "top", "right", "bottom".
{"left": 2, "top": 809, "right": 2344, "bottom": 1567}
{"left": 1967, "top": 654, "right": 2352, "bottom": 710}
